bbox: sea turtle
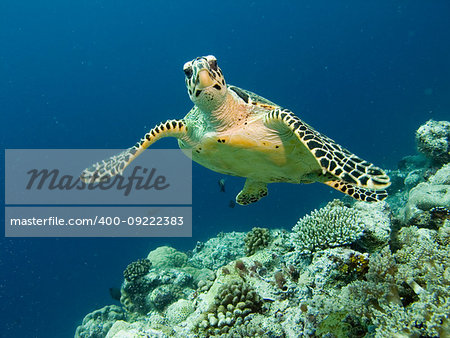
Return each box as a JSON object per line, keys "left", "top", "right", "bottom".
{"left": 81, "top": 55, "right": 390, "bottom": 204}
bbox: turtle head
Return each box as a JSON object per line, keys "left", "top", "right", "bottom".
{"left": 183, "top": 55, "right": 227, "bottom": 111}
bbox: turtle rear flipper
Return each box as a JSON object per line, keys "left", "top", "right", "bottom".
{"left": 236, "top": 179, "right": 268, "bottom": 205}
{"left": 264, "top": 108, "right": 391, "bottom": 193}
{"left": 325, "top": 180, "right": 388, "bottom": 202}
{"left": 81, "top": 119, "right": 186, "bottom": 183}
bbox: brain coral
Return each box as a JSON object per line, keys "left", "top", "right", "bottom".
{"left": 291, "top": 199, "right": 364, "bottom": 254}
{"left": 147, "top": 246, "right": 187, "bottom": 268}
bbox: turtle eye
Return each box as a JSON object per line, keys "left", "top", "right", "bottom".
{"left": 209, "top": 59, "right": 218, "bottom": 71}
{"left": 184, "top": 66, "right": 193, "bottom": 79}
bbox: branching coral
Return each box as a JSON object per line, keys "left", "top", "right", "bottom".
{"left": 196, "top": 278, "right": 264, "bottom": 335}
{"left": 123, "top": 258, "right": 151, "bottom": 282}
{"left": 244, "top": 227, "right": 271, "bottom": 256}
{"left": 291, "top": 200, "right": 364, "bottom": 254}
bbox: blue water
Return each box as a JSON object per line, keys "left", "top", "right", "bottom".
{"left": 1, "top": 1, "right": 449, "bottom": 337}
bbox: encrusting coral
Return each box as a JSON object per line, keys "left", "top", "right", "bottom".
{"left": 75, "top": 305, "right": 125, "bottom": 338}
{"left": 401, "top": 162, "right": 450, "bottom": 226}
{"left": 119, "top": 249, "right": 201, "bottom": 315}
{"left": 165, "top": 299, "right": 195, "bottom": 325}
{"left": 188, "top": 231, "right": 246, "bottom": 270}
{"left": 416, "top": 119, "right": 450, "bottom": 165}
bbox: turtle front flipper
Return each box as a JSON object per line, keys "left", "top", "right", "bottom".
{"left": 236, "top": 179, "right": 268, "bottom": 205}
{"left": 81, "top": 119, "right": 186, "bottom": 183}
{"left": 264, "top": 108, "right": 390, "bottom": 198}
{"left": 325, "top": 180, "right": 388, "bottom": 202}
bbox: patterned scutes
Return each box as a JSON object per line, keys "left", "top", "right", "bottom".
{"left": 264, "top": 108, "right": 390, "bottom": 201}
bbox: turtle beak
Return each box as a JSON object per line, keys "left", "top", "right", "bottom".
{"left": 197, "top": 69, "right": 214, "bottom": 89}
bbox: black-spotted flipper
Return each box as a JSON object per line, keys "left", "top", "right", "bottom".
{"left": 81, "top": 119, "right": 186, "bottom": 183}
{"left": 236, "top": 179, "right": 268, "bottom": 205}
{"left": 263, "top": 108, "right": 391, "bottom": 202}
{"left": 324, "top": 180, "right": 388, "bottom": 202}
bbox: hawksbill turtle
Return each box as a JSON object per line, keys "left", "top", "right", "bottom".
{"left": 81, "top": 55, "right": 390, "bottom": 205}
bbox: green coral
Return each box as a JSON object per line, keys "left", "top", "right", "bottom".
{"left": 244, "top": 227, "right": 271, "bottom": 256}
{"left": 316, "top": 311, "right": 352, "bottom": 338}
{"left": 291, "top": 200, "right": 364, "bottom": 254}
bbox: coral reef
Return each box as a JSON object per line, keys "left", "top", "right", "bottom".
{"left": 166, "top": 299, "right": 194, "bottom": 325}
{"left": 120, "top": 261, "right": 198, "bottom": 314}
{"left": 416, "top": 119, "right": 450, "bottom": 165}
{"left": 401, "top": 164, "right": 450, "bottom": 226}
{"left": 188, "top": 231, "right": 246, "bottom": 270}
{"left": 244, "top": 227, "right": 271, "bottom": 256}
{"left": 76, "top": 219, "right": 450, "bottom": 337}
{"left": 291, "top": 199, "right": 364, "bottom": 254}
{"left": 339, "top": 223, "right": 450, "bottom": 337}
{"left": 196, "top": 277, "right": 264, "bottom": 335}
{"left": 353, "top": 201, "right": 391, "bottom": 252}
{"left": 74, "top": 120, "right": 450, "bottom": 338}
{"left": 147, "top": 246, "right": 187, "bottom": 268}
{"left": 106, "top": 320, "right": 173, "bottom": 337}
{"left": 75, "top": 305, "right": 125, "bottom": 338}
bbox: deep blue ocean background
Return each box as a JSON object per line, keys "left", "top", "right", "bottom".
{"left": 1, "top": 1, "right": 449, "bottom": 337}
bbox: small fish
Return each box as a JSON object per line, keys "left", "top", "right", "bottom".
{"left": 109, "top": 287, "right": 121, "bottom": 301}
{"left": 218, "top": 178, "right": 226, "bottom": 192}
{"left": 228, "top": 199, "right": 236, "bottom": 208}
